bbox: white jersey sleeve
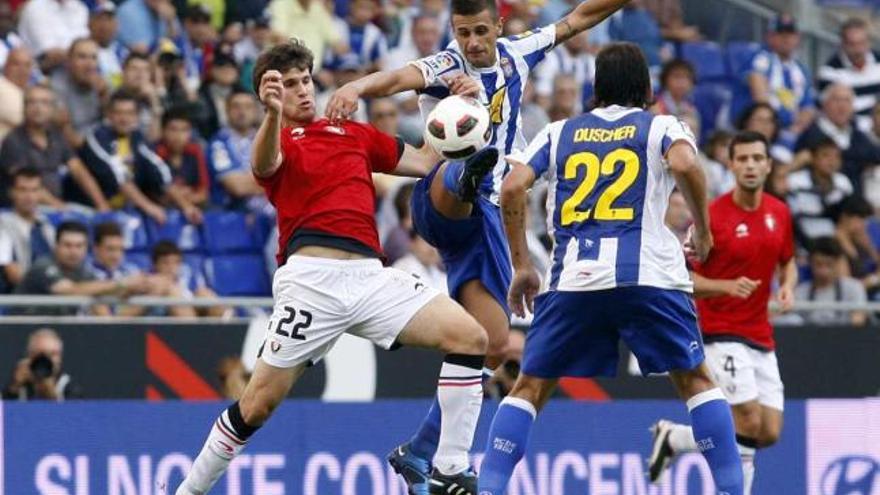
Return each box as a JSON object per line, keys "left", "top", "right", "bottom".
{"left": 651, "top": 115, "right": 698, "bottom": 170}
{"left": 408, "top": 49, "right": 464, "bottom": 88}
{"left": 505, "top": 24, "right": 557, "bottom": 70}
{"left": 509, "top": 121, "right": 564, "bottom": 181}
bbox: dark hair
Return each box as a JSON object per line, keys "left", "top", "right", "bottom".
{"left": 839, "top": 195, "right": 873, "bottom": 218}
{"left": 393, "top": 183, "right": 415, "bottom": 221}
{"left": 68, "top": 37, "right": 96, "bottom": 56}
{"left": 109, "top": 88, "right": 139, "bottom": 108}
{"left": 593, "top": 43, "right": 652, "bottom": 109}
{"left": 659, "top": 59, "right": 696, "bottom": 89}
{"left": 227, "top": 86, "right": 255, "bottom": 105}
{"left": 728, "top": 130, "right": 769, "bottom": 159}
{"left": 11, "top": 166, "right": 42, "bottom": 186}
{"left": 841, "top": 17, "right": 868, "bottom": 38}
{"left": 252, "top": 38, "right": 314, "bottom": 97}
{"left": 56, "top": 221, "right": 89, "bottom": 243}
{"left": 161, "top": 105, "right": 192, "bottom": 128}
{"left": 702, "top": 129, "right": 733, "bottom": 156}
{"left": 809, "top": 236, "right": 843, "bottom": 259}
{"left": 151, "top": 240, "right": 182, "bottom": 263}
{"left": 809, "top": 136, "right": 840, "bottom": 154}
{"left": 735, "top": 102, "right": 781, "bottom": 142}
{"left": 123, "top": 52, "right": 150, "bottom": 69}
{"left": 451, "top": 0, "right": 498, "bottom": 17}
{"left": 93, "top": 221, "right": 123, "bottom": 245}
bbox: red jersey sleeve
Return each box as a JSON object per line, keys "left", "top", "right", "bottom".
{"left": 359, "top": 123, "right": 401, "bottom": 174}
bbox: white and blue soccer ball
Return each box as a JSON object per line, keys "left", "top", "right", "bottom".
{"left": 424, "top": 95, "right": 492, "bottom": 161}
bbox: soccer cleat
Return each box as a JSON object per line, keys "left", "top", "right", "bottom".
{"left": 647, "top": 419, "right": 676, "bottom": 483}
{"left": 428, "top": 468, "right": 478, "bottom": 495}
{"left": 388, "top": 443, "right": 432, "bottom": 495}
{"left": 456, "top": 147, "right": 498, "bottom": 203}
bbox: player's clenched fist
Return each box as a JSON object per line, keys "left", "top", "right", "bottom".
{"left": 325, "top": 83, "right": 359, "bottom": 123}
{"left": 260, "top": 70, "right": 284, "bottom": 115}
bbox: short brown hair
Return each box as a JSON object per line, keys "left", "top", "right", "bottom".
{"left": 252, "top": 38, "right": 314, "bottom": 98}
{"left": 151, "top": 240, "right": 182, "bottom": 264}
{"left": 94, "top": 222, "right": 123, "bottom": 246}
{"left": 841, "top": 17, "right": 868, "bottom": 38}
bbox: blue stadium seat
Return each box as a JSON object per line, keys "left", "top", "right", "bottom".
{"left": 45, "top": 209, "right": 92, "bottom": 230}
{"left": 679, "top": 42, "right": 727, "bottom": 82}
{"left": 92, "top": 210, "right": 150, "bottom": 251}
{"left": 868, "top": 218, "right": 880, "bottom": 250}
{"left": 205, "top": 254, "right": 271, "bottom": 296}
{"left": 724, "top": 41, "right": 761, "bottom": 80}
{"left": 692, "top": 83, "right": 732, "bottom": 142}
{"left": 202, "top": 211, "right": 261, "bottom": 254}
{"left": 146, "top": 209, "right": 204, "bottom": 252}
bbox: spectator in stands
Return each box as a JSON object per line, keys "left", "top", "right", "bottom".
{"left": 226, "top": 0, "right": 270, "bottom": 26}
{"left": 316, "top": 54, "right": 369, "bottom": 123}
{"left": 664, "top": 190, "right": 692, "bottom": 243}
{"left": 89, "top": 3, "right": 127, "bottom": 90}
{"left": 156, "top": 107, "right": 210, "bottom": 208}
{"left": 116, "top": 0, "right": 180, "bottom": 54}
{"left": 0, "top": 47, "right": 32, "bottom": 141}
{"left": 642, "top": 0, "right": 701, "bottom": 42}
{"left": 368, "top": 97, "right": 399, "bottom": 137}
{"left": 521, "top": 82, "right": 550, "bottom": 144}
{"left": 737, "top": 14, "right": 814, "bottom": 136}
{"left": 0, "top": 168, "right": 55, "bottom": 293}
{"left": 700, "top": 130, "right": 735, "bottom": 199}
{"left": 330, "top": 0, "right": 387, "bottom": 73}
{"left": 233, "top": 13, "right": 272, "bottom": 92}
{"left": 2, "top": 328, "right": 83, "bottom": 400}
{"left": 152, "top": 240, "right": 225, "bottom": 317}
{"left": 17, "top": 0, "right": 88, "bottom": 73}
{"left": 268, "top": 0, "right": 342, "bottom": 72}
{"left": 194, "top": 46, "right": 240, "bottom": 138}
{"left": 51, "top": 38, "right": 105, "bottom": 149}
{"left": 2, "top": 85, "right": 109, "bottom": 210}
{"left": 834, "top": 196, "right": 880, "bottom": 299}
{"left": 13, "top": 221, "right": 147, "bottom": 316}
{"left": 179, "top": 4, "right": 217, "bottom": 84}
{"left": 736, "top": 102, "right": 795, "bottom": 167}
{"left": 787, "top": 138, "right": 854, "bottom": 244}
{"left": 383, "top": 182, "right": 414, "bottom": 264}
{"left": 393, "top": 231, "right": 448, "bottom": 293}
{"left": 0, "top": 1, "right": 24, "bottom": 69}
{"left": 383, "top": 13, "right": 440, "bottom": 143}
{"left": 533, "top": 31, "right": 594, "bottom": 111}
{"left": 653, "top": 58, "right": 700, "bottom": 138}
{"left": 795, "top": 236, "right": 868, "bottom": 327}
{"left": 155, "top": 38, "right": 198, "bottom": 110}
{"left": 73, "top": 89, "right": 200, "bottom": 224}
{"left": 208, "top": 88, "right": 266, "bottom": 211}
{"left": 119, "top": 53, "right": 163, "bottom": 141}
{"left": 818, "top": 18, "right": 880, "bottom": 133}
{"left": 547, "top": 74, "right": 580, "bottom": 121}
{"left": 608, "top": 0, "right": 663, "bottom": 70}
{"left": 795, "top": 83, "right": 880, "bottom": 195}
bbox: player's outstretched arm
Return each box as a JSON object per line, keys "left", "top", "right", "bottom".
{"left": 252, "top": 70, "right": 284, "bottom": 179}
{"left": 667, "top": 141, "right": 712, "bottom": 261}
{"left": 501, "top": 160, "right": 541, "bottom": 317}
{"left": 555, "top": 0, "right": 632, "bottom": 45}
{"left": 325, "top": 65, "right": 426, "bottom": 123}
{"left": 392, "top": 142, "right": 442, "bottom": 178}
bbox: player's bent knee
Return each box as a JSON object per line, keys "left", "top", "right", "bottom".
{"left": 732, "top": 404, "right": 763, "bottom": 439}
{"left": 670, "top": 364, "right": 717, "bottom": 400}
{"left": 486, "top": 330, "right": 509, "bottom": 363}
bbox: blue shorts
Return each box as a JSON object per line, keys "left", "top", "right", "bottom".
{"left": 521, "top": 287, "right": 704, "bottom": 378}
{"left": 410, "top": 166, "right": 511, "bottom": 315}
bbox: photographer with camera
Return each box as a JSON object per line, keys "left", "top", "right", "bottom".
{"left": 2, "top": 328, "right": 82, "bottom": 400}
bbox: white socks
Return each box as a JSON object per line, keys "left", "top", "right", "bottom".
{"left": 177, "top": 405, "right": 255, "bottom": 495}
{"left": 433, "top": 355, "right": 485, "bottom": 475}
{"left": 738, "top": 439, "right": 757, "bottom": 495}
{"left": 668, "top": 423, "right": 699, "bottom": 453}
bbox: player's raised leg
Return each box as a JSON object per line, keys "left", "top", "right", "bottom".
{"left": 176, "top": 361, "right": 305, "bottom": 495}
{"left": 394, "top": 291, "right": 489, "bottom": 493}
{"left": 477, "top": 374, "right": 557, "bottom": 494}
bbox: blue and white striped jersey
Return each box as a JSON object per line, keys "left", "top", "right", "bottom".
{"left": 512, "top": 106, "right": 697, "bottom": 293}
{"left": 409, "top": 25, "right": 557, "bottom": 204}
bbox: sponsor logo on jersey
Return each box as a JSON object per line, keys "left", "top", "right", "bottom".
{"left": 735, "top": 223, "right": 749, "bottom": 238}
{"left": 425, "top": 52, "right": 457, "bottom": 76}
{"left": 325, "top": 126, "right": 346, "bottom": 135}
{"left": 765, "top": 214, "right": 776, "bottom": 231}
{"left": 291, "top": 127, "right": 305, "bottom": 140}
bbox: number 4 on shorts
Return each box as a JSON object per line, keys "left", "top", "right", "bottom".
{"left": 723, "top": 355, "right": 736, "bottom": 377}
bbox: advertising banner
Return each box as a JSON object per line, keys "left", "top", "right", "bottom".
{"left": 1, "top": 400, "right": 804, "bottom": 494}
{"left": 806, "top": 399, "right": 880, "bottom": 495}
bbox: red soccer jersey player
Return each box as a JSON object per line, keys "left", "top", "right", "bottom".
{"left": 650, "top": 131, "right": 798, "bottom": 494}
{"left": 176, "top": 39, "right": 490, "bottom": 495}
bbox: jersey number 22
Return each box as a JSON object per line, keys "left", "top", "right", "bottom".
{"left": 561, "top": 148, "right": 640, "bottom": 226}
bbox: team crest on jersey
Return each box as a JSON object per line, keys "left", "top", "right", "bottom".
{"left": 325, "top": 125, "right": 346, "bottom": 135}
{"left": 765, "top": 214, "right": 776, "bottom": 231}
{"left": 735, "top": 223, "right": 749, "bottom": 238}
{"left": 270, "top": 340, "right": 281, "bottom": 353}
{"left": 291, "top": 127, "right": 305, "bottom": 140}
{"left": 500, "top": 56, "right": 514, "bottom": 78}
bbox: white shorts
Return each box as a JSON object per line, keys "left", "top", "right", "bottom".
{"left": 704, "top": 342, "right": 785, "bottom": 411}
{"left": 259, "top": 255, "right": 442, "bottom": 369}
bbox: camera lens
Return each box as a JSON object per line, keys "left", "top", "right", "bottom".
{"left": 29, "top": 354, "right": 54, "bottom": 380}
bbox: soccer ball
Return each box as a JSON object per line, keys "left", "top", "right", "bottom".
{"left": 424, "top": 95, "right": 492, "bottom": 161}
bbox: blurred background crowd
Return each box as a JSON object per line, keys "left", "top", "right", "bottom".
{"left": 0, "top": 0, "right": 879, "bottom": 328}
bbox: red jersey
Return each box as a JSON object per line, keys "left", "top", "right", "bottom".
{"left": 692, "top": 192, "right": 794, "bottom": 350}
{"left": 256, "top": 119, "right": 400, "bottom": 264}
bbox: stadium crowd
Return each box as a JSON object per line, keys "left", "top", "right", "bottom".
{"left": 0, "top": 0, "right": 878, "bottom": 325}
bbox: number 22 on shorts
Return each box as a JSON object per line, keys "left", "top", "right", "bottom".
{"left": 272, "top": 306, "right": 313, "bottom": 341}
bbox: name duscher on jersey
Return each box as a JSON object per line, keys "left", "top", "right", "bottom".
{"left": 573, "top": 125, "right": 637, "bottom": 143}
